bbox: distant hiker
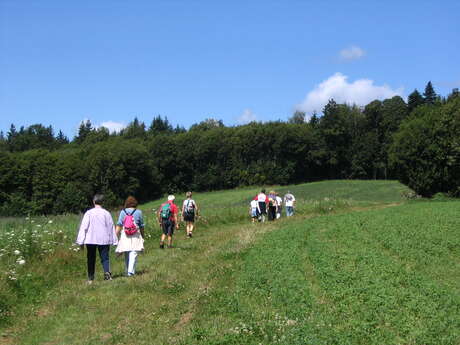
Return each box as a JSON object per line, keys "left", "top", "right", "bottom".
{"left": 157, "top": 195, "right": 179, "bottom": 248}
{"left": 76, "top": 194, "right": 118, "bottom": 284}
{"left": 115, "top": 196, "right": 145, "bottom": 277}
{"left": 254, "top": 189, "right": 269, "bottom": 222}
{"left": 276, "top": 193, "right": 283, "bottom": 219}
{"left": 182, "top": 191, "right": 198, "bottom": 238}
{"left": 284, "top": 191, "right": 296, "bottom": 217}
{"left": 267, "top": 190, "right": 278, "bottom": 221}
{"left": 250, "top": 198, "right": 260, "bottom": 223}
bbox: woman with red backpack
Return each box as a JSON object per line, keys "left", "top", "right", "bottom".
{"left": 115, "top": 196, "right": 145, "bottom": 277}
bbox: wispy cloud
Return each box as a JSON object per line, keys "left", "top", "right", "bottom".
{"left": 339, "top": 45, "right": 365, "bottom": 61}
{"left": 99, "top": 121, "right": 126, "bottom": 133}
{"left": 296, "top": 72, "right": 403, "bottom": 114}
{"left": 237, "top": 109, "right": 257, "bottom": 124}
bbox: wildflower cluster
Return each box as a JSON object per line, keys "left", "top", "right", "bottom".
{"left": 0, "top": 217, "right": 75, "bottom": 281}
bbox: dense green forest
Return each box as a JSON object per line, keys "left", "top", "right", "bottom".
{"left": 1, "top": 82, "right": 459, "bottom": 216}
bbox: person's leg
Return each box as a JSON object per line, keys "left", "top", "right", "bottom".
{"left": 98, "top": 245, "right": 111, "bottom": 280}
{"left": 86, "top": 244, "right": 97, "bottom": 281}
{"left": 124, "top": 252, "right": 130, "bottom": 274}
{"left": 187, "top": 221, "right": 194, "bottom": 237}
{"left": 160, "top": 222, "right": 167, "bottom": 248}
{"left": 167, "top": 221, "right": 174, "bottom": 247}
{"left": 127, "top": 251, "right": 138, "bottom": 276}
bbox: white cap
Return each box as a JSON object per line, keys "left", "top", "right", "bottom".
{"left": 168, "top": 195, "right": 175, "bottom": 201}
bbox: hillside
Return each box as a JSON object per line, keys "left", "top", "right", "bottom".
{"left": 1, "top": 180, "right": 459, "bottom": 344}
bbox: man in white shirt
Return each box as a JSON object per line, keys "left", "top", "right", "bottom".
{"left": 284, "top": 191, "right": 296, "bottom": 217}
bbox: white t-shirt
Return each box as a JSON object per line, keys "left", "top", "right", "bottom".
{"left": 256, "top": 193, "right": 267, "bottom": 202}
{"left": 276, "top": 196, "right": 282, "bottom": 207}
{"left": 284, "top": 194, "right": 295, "bottom": 207}
{"left": 183, "top": 199, "right": 196, "bottom": 212}
{"left": 250, "top": 199, "right": 258, "bottom": 209}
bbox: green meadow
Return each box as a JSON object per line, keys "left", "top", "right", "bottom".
{"left": 0, "top": 180, "right": 459, "bottom": 345}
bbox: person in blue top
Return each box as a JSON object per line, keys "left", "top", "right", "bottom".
{"left": 115, "top": 196, "right": 145, "bottom": 276}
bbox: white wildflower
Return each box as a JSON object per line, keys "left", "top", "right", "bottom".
{"left": 14, "top": 250, "right": 21, "bottom": 255}
{"left": 17, "top": 259, "right": 25, "bottom": 265}
{"left": 48, "top": 220, "right": 53, "bottom": 224}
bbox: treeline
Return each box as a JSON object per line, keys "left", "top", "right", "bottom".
{"left": 0, "top": 82, "right": 459, "bottom": 216}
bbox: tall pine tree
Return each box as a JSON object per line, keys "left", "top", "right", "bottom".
{"left": 407, "top": 89, "right": 425, "bottom": 113}
{"left": 423, "top": 81, "right": 437, "bottom": 105}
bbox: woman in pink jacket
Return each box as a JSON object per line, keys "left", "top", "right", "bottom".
{"left": 76, "top": 194, "right": 118, "bottom": 284}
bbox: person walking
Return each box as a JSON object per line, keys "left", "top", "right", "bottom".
{"left": 267, "top": 190, "right": 278, "bottom": 221}
{"left": 249, "top": 198, "right": 260, "bottom": 223}
{"left": 157, "top": 195, "right": 179, "bottom": 248}
{"left": 115, "top": 196, "right": 145, "bottom": 277}
{"left": 76, "top": 194, "right": 118, "bottom": 284}
{"left": 276, "top": 193, "right": 283, "bottom": 219}
{"left": 284, "top": 191, "right": 296, "bottom": 217}
{"left": 182, "top": 191, "right": 198, "bottom": 238}
{"left": 254, "top": 189, "right": 268, "bottom": 222}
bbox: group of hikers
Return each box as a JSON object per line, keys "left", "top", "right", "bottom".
{"left": 250, "top": 189, "right": 296, "bottom": 222}
{"left": 76, "top": 192, "right": 198, "bottom": 284}
{"left": 75, "top": 189, "right": 295, "bottom": 284}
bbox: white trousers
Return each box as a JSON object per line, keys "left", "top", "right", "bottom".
{"left": 124, "top": 251, "right": 139, "bottom": 276}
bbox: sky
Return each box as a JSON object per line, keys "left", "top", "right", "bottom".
{"left": 1, "top": 0, "right": 459, "bottom": 138}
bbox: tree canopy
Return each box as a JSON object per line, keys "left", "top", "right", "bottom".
{"left": 0, "top": 82, "right": 458, "bottom": 215}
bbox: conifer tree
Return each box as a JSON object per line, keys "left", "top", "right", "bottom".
{"left": 407, "top": 89, "right": 425, "bottom": 113}
{"left": 423, "top": 81, "right": 437, "bottom": 105}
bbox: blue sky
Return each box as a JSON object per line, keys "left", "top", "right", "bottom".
{"left": 1, "top": 0, "right": 459, "bottom": 138}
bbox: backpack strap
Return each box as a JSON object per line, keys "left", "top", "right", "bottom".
{"left": 124, "top": 208, "right": 137, "bottom": 216}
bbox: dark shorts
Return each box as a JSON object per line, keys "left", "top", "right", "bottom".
{"left": 161, "top": 219, "right": 175, "bottom": 236}
{"left": 258, "top": 202, "right": 267, "bottom": 215}
{"left": 183, "top": 212, "right": 195, "bottom": 222}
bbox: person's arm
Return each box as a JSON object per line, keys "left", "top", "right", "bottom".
{"left": 157, "top": 207, "right": 161, "bottom": 226}
{"left": 107, "top": 213, "right": 118, "bottom": 245}
{"left": 115, "top": 225, "right": 122, "bottom": 237}
{"left": 174, "top": 213, "right": 179, "bottom": 229}
{"left": 76, "top": 212, "right": 90, "bottom": 247}
{"left": 137, "top": 210, "right": 145, "bottom": 238}
{"left": 115, "top": 210, "right": 124, "bottom": 237}
{"left": 174, "top": 206, "right": 179, "bottom": 229}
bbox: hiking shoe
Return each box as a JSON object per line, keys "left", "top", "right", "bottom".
{"left": 167, "top": 245, "right": 173, "bottom": 249}
{"left": 104, "top": 272, "right": 112, "bottom": 281}
{"left": 160, "top": 242, "right": 165, "bottom": 249}
{"left": 188, "top": 233, "right": 192, "bottom": 238}
{"left": 86, "top": 280, "right": 93, "bottom": 285}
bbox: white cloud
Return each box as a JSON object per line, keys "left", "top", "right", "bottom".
{"left": 237, "top": 109, "right": 257, "bottom": 124}
{"left": 99, "top": 121, "right": 126, "bottom": 133}
{"left": 297, "top": 72, "right": 403, "bottom": 114}
{"left": 340, "top": 46, "right": 365, "bottom": 61}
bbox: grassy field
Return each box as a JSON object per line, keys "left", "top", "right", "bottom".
{"left": 0, "top": 180, "right": 458, "bottom": 345}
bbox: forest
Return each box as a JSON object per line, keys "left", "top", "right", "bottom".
{"left": 0, "top": 82, "right": 459, "bottom": 216}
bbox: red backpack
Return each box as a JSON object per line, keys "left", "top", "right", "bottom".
{"left": 123, "top": 209, "right": 138, "bottom": 236}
